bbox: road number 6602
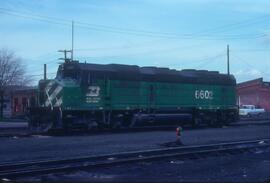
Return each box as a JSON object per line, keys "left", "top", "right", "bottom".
{"left": 195, "top": 90, "right": 213, "bottom": 100}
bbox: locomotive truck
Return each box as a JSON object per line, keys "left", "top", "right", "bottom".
{"left": 28, "top": 60, "right": 238, "bottom": 132}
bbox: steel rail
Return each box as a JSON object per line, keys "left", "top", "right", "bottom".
{"left": 0, "top": 138, "right": 269, "bottom": 179}
{"left": 0, "top": 138, "right": 269, "bottom": 169}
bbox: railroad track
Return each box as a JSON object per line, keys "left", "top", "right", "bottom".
{"left": 0, "top": 138, "right": 270, "bottom": 181}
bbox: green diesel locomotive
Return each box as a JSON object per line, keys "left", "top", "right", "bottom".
{"left": 28, "top": 60, "right": 238, "bottom": 132}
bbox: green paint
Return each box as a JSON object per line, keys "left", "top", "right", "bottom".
{"left": 40, "top": 78, "right": 237, "bottom": 111}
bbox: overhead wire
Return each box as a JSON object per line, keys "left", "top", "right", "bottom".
{"left": 193, "top": 53, "right": 226, "bottom": 69}
{"left": 0, "top": 7, "right": 267, "bottom": 40}
{"left": 1, "top": 7, "right": 269, "bottom": 80}
{"left": 232, "top": 54, "right": 270, "bottom": 77}
{"left": 26, "top": 72, "right": 56, "bottom": 77}
{"left": 231, "top": 48, "right": 270, "bottom": 52}
{"left": 194, "top": 15, "right": 270, "bottom": 36}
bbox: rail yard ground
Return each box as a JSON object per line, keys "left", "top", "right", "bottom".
{"left": 19, "top": 147, "right": 270, "bottom": 182}
{"left": 1, "top": 121, "right": 270, "bottom": 162}
{"left": 1, "top": 119, "right": 270, "bottom": 182}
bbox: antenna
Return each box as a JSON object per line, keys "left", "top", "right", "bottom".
{"left": 58, "top": 50, "right": 72, "bottom": 62}
{"left": 71, "top": 20, "right": 74, "bottom": 61}
{"left": 227, "top": 44, "right": 230, "bottom": 75}
{"left": 44, "top": 64, "right": 47, "bottom": 80}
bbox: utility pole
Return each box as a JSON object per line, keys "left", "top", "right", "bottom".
{"left": 44, "top": 64, "right": 47, "bottom": 80}
{"left": 227, "top": 44, "right": 230, "bottom": 75}
{"left": 71, "top": 21, "right": 74, "bottom": 61}
{"left": 0, "top": 90, "right": 3, "bottom": 121}
{"left": 58, "top": 50, "right": 72, "bottom": 62}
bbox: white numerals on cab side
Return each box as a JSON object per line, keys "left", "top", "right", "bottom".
{"left": 195, "top": 90, "right": 213, "bottom": 100}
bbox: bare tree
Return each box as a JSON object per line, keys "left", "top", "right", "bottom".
{"left": 0, "top": 48, "right": 31, "bottom": 119}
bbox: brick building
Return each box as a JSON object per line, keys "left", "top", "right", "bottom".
{"left": 237, "top": 78, "right": 270, "bottom": 111}
{"left": 1, "top": 86, "right": 18, "bottom": 118}
{"left": 12, "top": 87, "right": 38, "bottom": 117}
{"left": 2, "top": 92, "right": 12, "bottom": 118}
{"left": 1, "top": 86, "right": 38, "bottom": 119}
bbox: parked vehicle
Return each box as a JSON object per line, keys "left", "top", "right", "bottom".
{"left": 239, "top": 105, "right": 265, "bottom": 117}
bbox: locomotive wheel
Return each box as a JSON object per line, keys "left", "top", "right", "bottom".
{"left": 39, "top": 118, "right": 54, "bottom": 133}
{"left": 207, "top": 119, "right": 215, "bottom": 127}
{"left": 129, "top": 116, "right": 138, "bottom": 128}
{"left": 111, "top": 120, "right": 123, "bottom": 129}
{"left": 110, "top": 114, "right": 124, "bottom": 129}
{"left": 208, "top": 113, "right": 218, "bottom": 127}
{"left": 28, "top": 115, "right": 37, "bottom": 131}
{"left": 110, "top": 117, "right": 123, "bottom": 129}
{"left": 192, "top": 116, "right": 201, "bottom": 127}
{"left": 219, "top": 112, "right": 229, "bottom": 126}
{"left": 54, "top": 108, "right": 63, "bottom": 129}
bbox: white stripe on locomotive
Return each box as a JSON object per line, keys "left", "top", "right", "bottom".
{"left": 45, "top": 85, "right": 63, "bottom": 107}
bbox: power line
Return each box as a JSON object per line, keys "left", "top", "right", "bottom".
{"left": 231, "top": 48, "right": 270, "bottom": 52}
{"left": 76, "top": 43, "right": 206, "bottom": 61}
{"left": 0, "top": 7, "right": 266, "bottom": 40}
{"left": 22, "top": 59, "right": 59, "bottom": 75}
{"left": 26, "top": 72, "right": 56, "bottom": 77}
{"left": 233, "top": 54, "right": 258, "bottom": 68}
{"left": 1, "top": 7, "right": 267, "bottom": 38}
{"left": 0, "top": 9, "right": 69, "bottom": 27}
{"left": 75, "top": 22, "right": 265, "bottom": 40}
{"left": 195, "top": 16, "right": 270, "bottom": 36}
{"left": 74, "top": 39, "right": 163, "bottom": 51}
{"left": 232, "top": 54, "right": 270, "bottom": 77}
{"left": 193, "top": 53, "right": 226, "bottom": 69}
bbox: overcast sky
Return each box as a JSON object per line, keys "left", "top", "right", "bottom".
{"left": 1, "top": 0, "right": 270, "bottom": 83}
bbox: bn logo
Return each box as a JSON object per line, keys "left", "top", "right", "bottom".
{"left": 86, "top": 86, "right": 100, "bottom": 97}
